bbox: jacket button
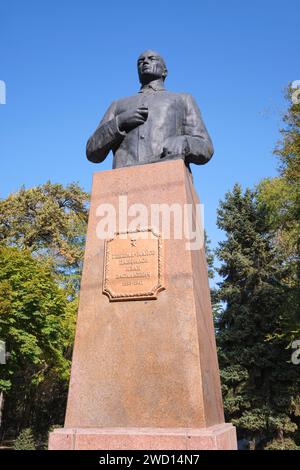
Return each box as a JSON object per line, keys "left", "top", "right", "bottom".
{"left": 140, "top": 134, "right": 145, "bottom": 139}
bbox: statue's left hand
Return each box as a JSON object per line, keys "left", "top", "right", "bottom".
{"left": 161, "top": 136, "right": 188, "bottom": 158}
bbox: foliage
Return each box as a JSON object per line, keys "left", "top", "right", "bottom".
{"left": 0, "top": 182, "right": 89, "bottom": 293}
{"left": 257, "top": 87, "right": 300, "bottom": 341}
{"left": 0, "top": 246, "right": 74, "bottom": 389}
{"left": 205, "top": 232, "right": 215, "bottom": 280}
{"left": 0, "top": 182, "right": 88, "bottom": 439}
{"left": 0, "top": 244, "right": 76, "bottom": 438}
{"left": 265, "top": 437, "right": 300, "bottom": 451}
{"left": 13, "top": 428, "right": 36, "bottom": 450}
{"left": 215, "top": 184, "right": 300, "bottom": 449}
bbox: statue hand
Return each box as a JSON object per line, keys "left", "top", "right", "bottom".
{"left": 117, "top": 106, "right": 148, "bottom": 133}
{"left": 161, "top": 136, "right": 188, "bottom": 158}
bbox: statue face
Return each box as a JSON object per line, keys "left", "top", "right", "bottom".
{"left": 137, "top": 51, "right": 166, "bottom": 84}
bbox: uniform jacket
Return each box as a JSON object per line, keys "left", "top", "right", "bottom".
{"left": 86, "top": 82, "right": 213, "bottom": 169}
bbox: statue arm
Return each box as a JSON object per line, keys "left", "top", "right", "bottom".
{"left": 86, "top": 101, "right": 125, "bottom": 163}
{"left": 182, "top": 94, "right": 214, "bottom": 165}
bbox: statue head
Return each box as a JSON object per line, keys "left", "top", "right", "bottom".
{"left": 137, "top": 50, "right": 168, "bottom": 85}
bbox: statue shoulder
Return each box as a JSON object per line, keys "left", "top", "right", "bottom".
{"left": 166, "top": 91, "right": 198, "bottom": 106}
{"left": 178, "top": 92, "right": 197, "bottom": 103}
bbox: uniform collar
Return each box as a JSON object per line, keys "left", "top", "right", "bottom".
{"left": 139, "top": 80, "right": 166, "bottom": 93}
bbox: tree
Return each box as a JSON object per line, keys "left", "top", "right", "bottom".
{"left": 0, "top": 182, "right": 89, "bottom": 443}
{"left": 13, "top": 428, "right": 36, "bottom": 450}
{"left": 257, "top": 86, "right": 300, "bottom": 342}
{"left": 0, "top": 246, "right": 76, "bottom": 441}
{"left": 0, "top": 182, "right": 89, "bottom": 294}
{"left": 215, "top": 184, "right": 300, "bottom": 449}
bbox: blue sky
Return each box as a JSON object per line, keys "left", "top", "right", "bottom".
{"left": 0, "top": 0, "right": 299, "bottom": 257}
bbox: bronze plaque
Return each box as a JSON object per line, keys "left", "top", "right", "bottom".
{"left": 103, "top": 228, "right": 164, "bottom": 301}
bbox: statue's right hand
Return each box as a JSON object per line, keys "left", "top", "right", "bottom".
{"left": 117, "top": 106, "right": 148, "bottom": 133}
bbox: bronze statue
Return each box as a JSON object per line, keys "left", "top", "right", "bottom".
{"left": 86, "top": 50, "right": 213, "bottom": 170}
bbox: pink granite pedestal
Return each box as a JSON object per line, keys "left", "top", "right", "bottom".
{"left": 49, "top": 424, "right": 237, "bottom": 450}
{"left": 49, "top": 160, "right": 237, "bottom": 450}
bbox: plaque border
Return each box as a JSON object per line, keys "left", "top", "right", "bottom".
{"left": 103, "top": 228, "right": 164, "bottom": 301}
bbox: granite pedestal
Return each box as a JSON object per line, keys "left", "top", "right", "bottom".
{"left": 49, "top": 160, "right": 237, "bottom": 450}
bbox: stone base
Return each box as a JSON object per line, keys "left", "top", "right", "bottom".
{"left": 64, "top": 161, "right": 226, "bottom": 430}
{"left": 49, "top": 423, "right": 237, "bottom": 450}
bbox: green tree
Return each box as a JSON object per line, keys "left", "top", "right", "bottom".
{"left": 0, "top": 246, "right": 76, "bottom": 440}
{"left": 0, "top": 182, "right": 89, "bottom": 443}
{"left": 205, "top": 232, "right": 215, "bottom": 280}
{"left": 215, "top": 184, "right": 300, "bottom": 449}
{"left": 257, "top": 87, "right": 300, "bottom": 341}
{"left": 14, "top": 428, "right": 36, "bottom": 450}
{"left": 0, "top": 182, "right": 89, "bottom": 294}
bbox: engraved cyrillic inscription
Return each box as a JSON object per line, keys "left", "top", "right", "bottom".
{"left": 103, "top": 229, "right": 164, "bottom": 301}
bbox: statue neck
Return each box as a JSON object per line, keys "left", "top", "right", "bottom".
{"left": 140, "top": 77, "right": 165, "bottom": 90}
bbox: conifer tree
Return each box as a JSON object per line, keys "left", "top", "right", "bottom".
{"left": 13, "top": 428, "right": 36, "bottom": 450}
{"left": 215, "top": 184, "right": 300, "bottom": 449}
